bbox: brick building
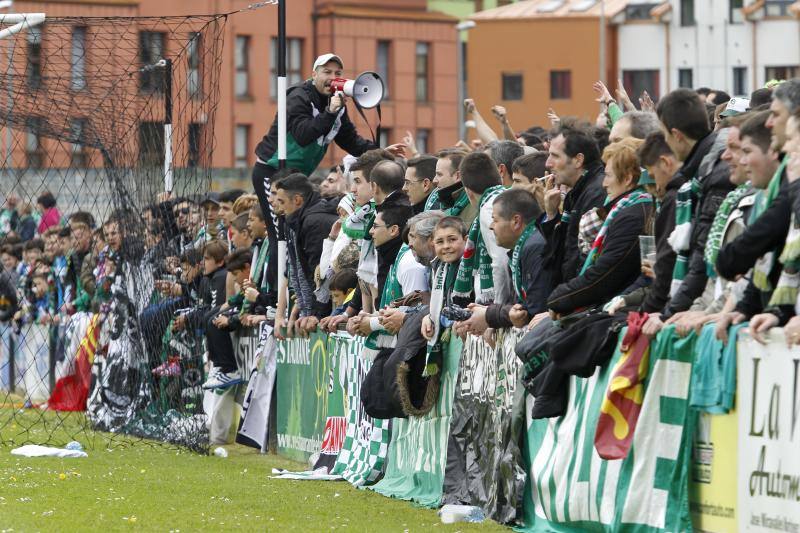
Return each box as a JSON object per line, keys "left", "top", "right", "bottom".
{"left": 1, "top": 0, "right": 458, "bottom": 173}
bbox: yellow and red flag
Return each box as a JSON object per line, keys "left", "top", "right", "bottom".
{"left": 594, "top": 311, "right": 650, "bottom": 460}
{"left": 48, "top": 314, "right": 102, "bottom": 411}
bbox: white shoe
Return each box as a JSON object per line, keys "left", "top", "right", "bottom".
{"left": 202, "top": 370, "right": 243, "bottom": 390}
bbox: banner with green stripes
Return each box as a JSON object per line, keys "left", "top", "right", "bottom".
{"left": 369, "top": 335, "right": 463, "bottom": 507}
{"left": 519, "top": 326, "right": 695, "bottom": 533}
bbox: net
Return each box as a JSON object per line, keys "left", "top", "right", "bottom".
{"left": 0, "top": 13, "right": 227, "bottom": 453}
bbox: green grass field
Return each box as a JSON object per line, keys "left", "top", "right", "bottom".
{"left": 0, "top": 408, "right": 508, "bottom": 532}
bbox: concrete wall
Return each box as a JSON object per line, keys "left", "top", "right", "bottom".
{"left": 467, "top": 17, "right": 616, "bottom": 130}
{"left": 617, "top": 0, "right": 800, "bottom": 98}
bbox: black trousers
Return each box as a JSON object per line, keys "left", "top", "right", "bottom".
{"left": 251, "top": 161, "right": 280, "bottom": 299}
{"left": 205, "top": 315, "right": 238, "bottom": 373}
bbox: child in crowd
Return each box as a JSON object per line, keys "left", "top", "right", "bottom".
{"left": 421, "top": 216, "right": 469, "bottom": 346}
{"left": 152, "top": 248, "right": 204, "bottom": 377}
{"left": 229, "top": 213, "right": 253, "bottom": 251}
{"left": 14, "top": 271, "right": 54, "bottom": 327}
{"left": 329, "top": 268, "right": 358, "bottom": 317}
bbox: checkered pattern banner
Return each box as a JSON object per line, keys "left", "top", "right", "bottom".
{"left": 331, "top": 341, "right": 391, "bottom": 487}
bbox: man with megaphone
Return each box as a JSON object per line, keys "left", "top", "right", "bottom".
{"left": 251, "top": 53, "right": 397, "bottom": 298}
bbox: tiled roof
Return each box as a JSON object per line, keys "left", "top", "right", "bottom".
{"left": 471, "top": 0, "right": 631, "bottom": 21}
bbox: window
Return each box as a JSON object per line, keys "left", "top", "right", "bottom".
{"left": 235, "top": 125, "right": 250, "bottom": 168}
{"left": 678, "top": 68, "right": 693, "bottom": 89}
{"left": 765, "top": 0, "right": 793, "bottom": 16}
{"left": 235, "top": 35, "right": 250, "bottom": 98}
{"left": 730, "top": 0, "right": 744, "bottom": 23}
{"left": 187, "top": 32, "right": 202, "bottom": 99}
{"left": 70, "top": 118, "right": 89, "bottom": 167}
{"left": 625, "top": 3, "right": 658, "bottom": 19}
{"left": 188, "top": 123, "right": 202, "bottom": 167}
{"left": 502, "top": 73, "right": 523, "bottom": 101}
{"left": 270, "top": 37, "right": 302, "bottom": 99}
{"left": 416, "top": 129, "right": 430, "bottom": 155}
{"left": 139, "top": 31, "right": 166, "bottom": 93}
{"left": 622, "top": 69, "right": 660, "bottom": 101}
{"left": 415, "top": 42, "right": 430, "bottom": 102}
{"left": 139, "top": 121, "right": 164, "bottom": 166}
{"left": 550, "top": 70, "right": 571, "bottom": 100}
{"left": 26, "top": 116, "right": 43, "bottom": 168}
{"left": 376, "top": 40, "right": 391, "bottom": 100}
{"left": 733, "top": 67, "right": 748, "bottom": 95}
{"left": 680, "top": 0, "right": 695, "bottom": 26}
{"left": 71, "top": 26, "right": 86, "bottom": 91}
{"left": 26, "top": 26, "right": 42, "bottom": 89}
{"left": 766, "top": 66, "right": 800, "bottom": 81}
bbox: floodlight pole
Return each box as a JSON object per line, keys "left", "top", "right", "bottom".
{"left": 276, "top": 0, "right": 288, "bottom": 313}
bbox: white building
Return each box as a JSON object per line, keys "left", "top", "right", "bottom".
{"left": 614, "top": 0, "right": 800, "bottom": 98}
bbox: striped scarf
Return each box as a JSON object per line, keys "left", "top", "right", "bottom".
{"left": 769, "top": 212, "right": 800, "bottom": 306}
{"left": 703, "top": 184, "right": 753, "bottom": 278}
{"left": 668, "top": 178, "right": 701, "bottom": 297}
{"left": 752, "top": 155, "right": 788, "bottom": 292}
{"left": 363, "top": 245, "right": 409, "bottom": 357}
{"left": 452, "top": 185, "right": 506, "bottom": 300}
{"left": 580, "top": 189, "right": 653, "bottom": 275}
{"left": 343, "top": 202, "right": 378, "bottom": 287}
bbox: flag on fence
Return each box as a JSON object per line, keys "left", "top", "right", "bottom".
{"left": 48, "top": 313, "right": 101, "bottom": 411}
{"left": 594, "top": 312, "right": 650, "bottom": 460}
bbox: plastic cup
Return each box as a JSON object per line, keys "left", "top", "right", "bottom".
{"left": 639, "top": 235, "right": 656, "bottom": 268}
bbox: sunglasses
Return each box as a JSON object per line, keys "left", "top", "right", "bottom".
{"left": 175, "top": 207, "right": 191, "bottom": 215}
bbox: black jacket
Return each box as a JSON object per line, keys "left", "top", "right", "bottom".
{"left": 486, "top": 230, "right": 552, "bottom": 328}
{"left": 636, "top": 173, "right": 688, "bottom": 312}
{"left": 664, "top": 132, "right": 734, "bottom": 317}
{"left": 547, "top": 193, "right": 653, "bottom": 315}
{"left": 375, "top": 236, "right": 404, "bottom": 309}
{"left": 286, "top": 192, "right": 338, "bottom": 283}
{"left": 255, "top": 80, "right": 377, "bottom": 174}
{"left": 185, "top": 267, "right": 228, "bottom": 331}
{"left": 540, "top": 161, "right": 607, "bottom": 286}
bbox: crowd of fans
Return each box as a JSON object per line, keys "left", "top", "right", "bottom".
{"left": 3, "top": 76, "right": 800, "bottom": 409}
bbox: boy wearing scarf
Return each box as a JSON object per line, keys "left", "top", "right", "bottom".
{"left": 422, "top": 217, "right": 469, "bottom": 375}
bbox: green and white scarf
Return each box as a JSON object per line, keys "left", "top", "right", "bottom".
{"left": 363, "top": 245, "right": 409, "bottom": 357}
{"left": 453, "top": 185, "right": 505, "bottom": 301}
{"left": 580, "top": 189, "right": 652, "bottom": 276}
{"left": 424, "top": 189, "right": 440, "bottom": 211}
{"left": 446, "top": 190, "right": 471, "bottom": 217}
{"left": 752, "top": 155, "right": 789, "bottom": 292}
{"left": 668, "top": 178, "right": 701, "bottom": 297}
{"left": 704, "top": 183, "right": 752, "bottom": 278}
{"left": 343, "top": 202, "right": 378, "bottom": 287}
{"left": 342, "top": 201, "right": 375, "bottom": 239}
{"left": 769, "top": 213, "right": 800, "bottom": 307}
{"left": 425, "top": 260, "right": 458, "bottom": 376}
{"left": 510, "top": 221, "right": 538, "bottom": 303}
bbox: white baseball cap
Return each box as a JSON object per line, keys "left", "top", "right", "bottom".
{"left": 720, "top": 97, "right": 750, "bottom": 117}
{"left": 313, "top": 53, "right": 343, "bottom": 71}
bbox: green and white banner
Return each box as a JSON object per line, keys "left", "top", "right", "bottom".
{"left": 519, "top": 325, "right": 695, "bottom": 533}
{"left": 331, "top": 337, "right": 391, "bottom": 487}
{"left": 370, "top": 335, "right": 463, "bottom": 507}
{"left": 276, "top": 330, "right": 333, "bottom": 463}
